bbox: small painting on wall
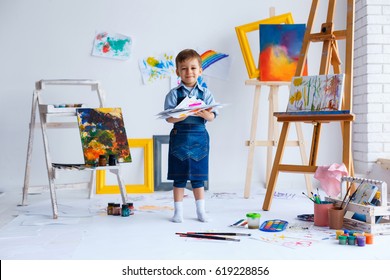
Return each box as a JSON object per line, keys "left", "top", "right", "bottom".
{"left": 259, "top": 24, "right": 307, "bottom": 81}
{"left": 76, "top": 108, "right": 132, "bottom": 165}
{"left": 286, "top": 74, "right": 345, "bottom": 112}
{"left": 92, "top": 31, "right": 132, "bottom": 60}
{"left": 139, "top": 52, "right": 176, "bottom": 85}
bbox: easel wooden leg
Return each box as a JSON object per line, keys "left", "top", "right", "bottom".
{"left": 39, "top": 111, "right": 59, "bottom": 219}
{"left": 309, "top": 123, "right": 322, "bottom": 166}
{"left": 22, "top": 91, "right": 38, "bottom": 206}
{"left": 244, "top": 85, "right": 262, "bottom": 198}
{"left": 245, "top": 83, "right": 311, "bottom": 196}
{"left": 89, "top": 170, "right": 96, "bottom": 199}
{"left": 110, "top": 168, "right": 128, "bottom": 204}
{"left": 295, "top": 123, "right": 313, "bottom": 195}
{"left": 263, "top": 122, "right": 291, "bottom": 211}
{"left": 342, "top": 120, "right": 352, "bottom": 175}
{"left": 266, "top": 86, "right": 279, "bottom": 186}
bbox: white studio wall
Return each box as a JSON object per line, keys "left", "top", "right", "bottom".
{"left": 0, "top": 0, "right": 347, "bottom": 193}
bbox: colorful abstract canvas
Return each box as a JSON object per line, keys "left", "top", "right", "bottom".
{"left": 286, "top": 74, "right": 345, "bottom": 112}
{"left": 76, "top": 108, "right": 132, "bottom": 165}
{"left": 259, "top": 24, "right": 307, "bottom": 81}
{"left": 92, "top": 31, "right": 132, "bottom": 60}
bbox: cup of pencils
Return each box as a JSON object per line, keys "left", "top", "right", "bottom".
{"left": 303, "top": 191, "right": 333, "bottom": 227}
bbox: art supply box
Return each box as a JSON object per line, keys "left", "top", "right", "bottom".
{"left": 326, "top": 176, "right": 390, "bottom": 235}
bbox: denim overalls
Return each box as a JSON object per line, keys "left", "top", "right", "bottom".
{"left": 167, "top": 90, "right": 210, "bottom": 187}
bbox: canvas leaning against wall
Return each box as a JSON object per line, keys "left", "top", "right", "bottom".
{"left": 76, "top": 108, "right": 132, "bottom": 165}
{"left": 259, "top": 24, "right": 307, "bottom": 81}
{"left": 286, "top": 74, "right": 345, "bottom": 112}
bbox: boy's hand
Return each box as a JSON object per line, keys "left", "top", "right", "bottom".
{"left": 195, "top": 108, "right": 215, "bottom": 122}
{"left": 166, "top": 115, "right": 188, "bottom": 123}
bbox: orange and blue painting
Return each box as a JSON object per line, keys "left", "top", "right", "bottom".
{"left": 286, "top": 74, "right": 345, "bottom": 112}
{"left": 259, "top": 24, "right": 307, "bottom": 81}
{"left": 76, "top": 108, "right": 131, "bottom": 165}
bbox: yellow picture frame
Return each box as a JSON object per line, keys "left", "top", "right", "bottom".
{"left": 235, "top": 13, "right": 294, "bottom": 79}
{"left": 96, "top": 138, "right": 154, "bottom": 194}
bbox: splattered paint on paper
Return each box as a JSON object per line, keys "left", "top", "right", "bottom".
{"left": 139, "top": 53, "right": 175, "bottom": 84}
{"left": 92, "top": 31, "right": 132, "bottom": 60}
{"left": 76, "top": 108, "right": 131, "bottom": 165}
{"left": 259, "top": 24, "right": 307, "bottom": 81}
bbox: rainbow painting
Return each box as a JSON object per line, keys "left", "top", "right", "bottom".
{"left": 259, "top": 24, "right": 308, "bottom": 81}
{"left": 200, "top": 50, "right": 229, "bottom": 70}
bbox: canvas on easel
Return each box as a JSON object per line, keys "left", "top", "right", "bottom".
{"left": 76, "top": 108, "right": 132, "bottom": 165}
{"left": 259, "top": 24, "right": 308, "bottom": 81}
{"left": 286, "top": 74, "right": 345, "bottom": 112}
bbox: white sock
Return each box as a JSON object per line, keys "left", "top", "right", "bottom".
{"left": 195, "top": 199, "right": 209, "bottom": 222}
{"left": 171, "top": 201, "right": 183, "bottom": 223}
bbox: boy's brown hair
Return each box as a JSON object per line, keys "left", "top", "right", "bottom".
{"left": 175, "top": 49, "right": 202, "bottom": 68}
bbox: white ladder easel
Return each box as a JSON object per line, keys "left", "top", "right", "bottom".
{"left": 22, "top": 79, "right": 129, "bottom": 219}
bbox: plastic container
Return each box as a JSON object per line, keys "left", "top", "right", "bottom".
{"left": 98, "top": 155, "right": 107, "bottom": 166}
{"left": 357, "top": 235, "right": 366, "bottom": 246}
{"left": 347, "top": 235, "right": 356, "bottom": 245}
{"left": 107, "top": 202, "right": 115, "bottom": 215}
{"left": 108, "top": 155, "right": 117, "bottom": 166}
{"left": 339, "top": 235, "right": 347, "bottom": 245}
{"left": 365, "top": 233, "right": 374, "bottom": 244}
{"left": 121, "top": 204, "right": 130, "bottom": 217}
{"left": 246, "top": 213, "right": 261, "bottom": 229}
{"left": 335, "top": 230, "right": 344, "bottom": 239}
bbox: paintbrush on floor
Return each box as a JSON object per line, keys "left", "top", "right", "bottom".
{"left": 180, "top": 232, "right": 251, "bottom": 236}
{"left": 176, "top": 233, "right": 240, "bottom": 242}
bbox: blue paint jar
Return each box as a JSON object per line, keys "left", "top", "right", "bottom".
{"left": 121, "top": 204, "right": 130, "bottom": 217}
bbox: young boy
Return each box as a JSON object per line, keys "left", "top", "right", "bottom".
{"left": 164, "top": 49, "right": 218, "bottom": 223}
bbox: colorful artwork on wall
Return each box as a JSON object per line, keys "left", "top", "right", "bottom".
{"left": 76, "top": 108, "right": 132, "bottom": 165}
{"left": 200, "top": 50, "right": 229, "bottom": 70}
{"left": 259, "top": 24, "right": 307, "bottom": 81}
{"left": 200, "top": 49, "right": 231, "bottom": 80}
{"left": 139, "top": 52, "right": 176, "bottom": 84}
{"left": 92, "top": 31, "right": 132, "bottom": 60}
{"left": 286, "top": 74, "right": 345, "bottom": 112}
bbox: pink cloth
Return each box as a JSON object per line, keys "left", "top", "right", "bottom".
{"left": 314, "top": 163, "right": 348, "bottom": 197}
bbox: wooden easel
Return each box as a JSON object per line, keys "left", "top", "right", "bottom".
{"left": 243, "top": 7, "right": 312, "bottom": 198}
{"left": 262, "top": 0, "right": 356, "bottom": 210}
{"left": 22, "top": 79, "right": 129, "bottom": 219}
{"left": 243, "top": 80, "right": 312, "bottom": 198}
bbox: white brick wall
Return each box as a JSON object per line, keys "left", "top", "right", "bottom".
{"left": 354, "top": 0, "right": 390, "bottom": 174}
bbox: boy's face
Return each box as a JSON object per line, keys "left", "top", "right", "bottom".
{"left": 176, "top": 58, "right": 202, "bottom": 87}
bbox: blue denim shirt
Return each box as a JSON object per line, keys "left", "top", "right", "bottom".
{"left": 164, "top": 81, "right": 218, "bottom": 124}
